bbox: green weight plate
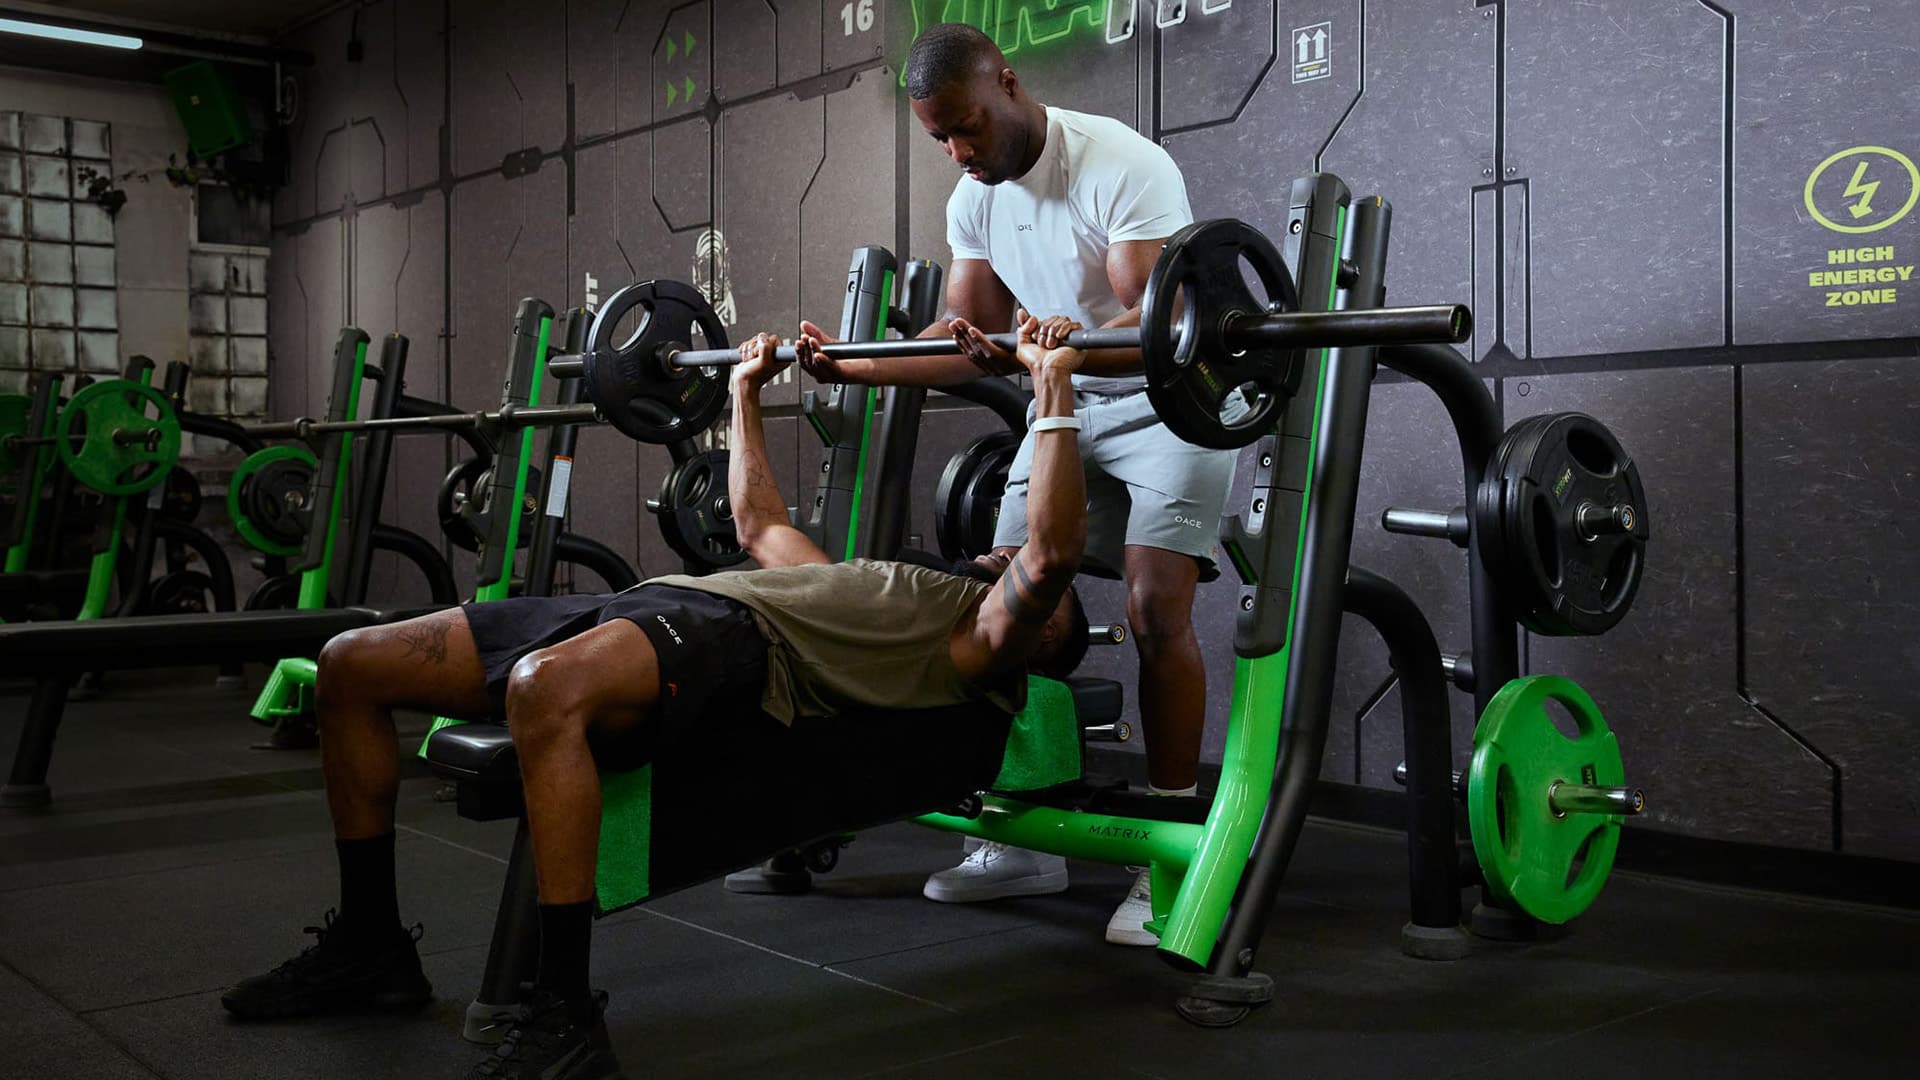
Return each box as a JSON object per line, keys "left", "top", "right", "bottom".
{"left": 55, "top": 380, "right": 182, "bottom": 496}
{"left": 229, "top": 445, "right": 319, "bottom": 557}
{"left": 1467, "top": 676, "right": 1627, "bottom": 925}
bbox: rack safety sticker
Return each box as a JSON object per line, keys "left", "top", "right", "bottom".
{"left": 545, "top": 456, "right": 573, "bottom": 518}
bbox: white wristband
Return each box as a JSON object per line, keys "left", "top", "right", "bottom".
{"left": 1029, "top": 415, "right": 1082, "bottom": 433}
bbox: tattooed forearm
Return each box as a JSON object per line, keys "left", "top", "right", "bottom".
{"left": 1000, "top": 558, "right": 1053, "bottom": 625}
{"left": 397, "top": 622, "right": 449, "bottom": 664}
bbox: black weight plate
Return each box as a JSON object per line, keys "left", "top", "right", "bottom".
{"left": 934, "top": 431, "right": 1019, "bottom": 562}
{"left": 953, "top": 435, "right": 1018, "bottom": 562}
{"left": 583, "top": 280, "right": 730, "bottom": 445}
{"left": 1482, "top": 413, "right": 1650, "bottom": 637}
{"left": 441, "top": 459, "right": 542, "bottom": 553}
{"left": 1141, "top": 219, "right": 1301, "bottom": 451}
{"left": 159, "top": 466, "right": 203, "bottom": 523}
{"left": 653, "top": 449, "right": 747, "bottom": 571}
{"left": 245, "top": 573, "right": 302, "bottom": 611}
{"left": 1473, "top": 413, "right": 1556, "bottom": 587}
{"left": 146, "top": 569, "right": 214, "bottom": 615}
{"left": 246, "top": 458, "right": 316, "bottom": 549}
{"left": 438, "top": 458, "right": 490, "bottom": 552}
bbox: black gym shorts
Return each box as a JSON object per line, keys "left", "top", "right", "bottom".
{"left": 459, "top": 584, "right": 770, "bottom": 760}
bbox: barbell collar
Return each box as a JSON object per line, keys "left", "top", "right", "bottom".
{"left": 1576, "top": 502, "right": 1638, "bottom": 540}
{"left": 656, "top": 303, "right": 1473, "bottom": 370}
{"left": 1547, "top": 781, "right": 1645, "bottom": 817}
{"left": 1089, "top": 623, "right": 1128, "bottom": 645}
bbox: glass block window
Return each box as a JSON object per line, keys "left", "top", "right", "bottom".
{"left": 0, "top": 112, "right": 117, "bottom": 396}
{"left": 187, "top": 247, "right": 269, "bottom": 419}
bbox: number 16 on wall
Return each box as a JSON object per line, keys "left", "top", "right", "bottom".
{"left": 841, "top": 0, "right": 875, "bottom": 35}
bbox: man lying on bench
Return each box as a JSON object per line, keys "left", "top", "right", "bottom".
{"left": 222, "top": 313, "right": 1091, "bottom": 1080}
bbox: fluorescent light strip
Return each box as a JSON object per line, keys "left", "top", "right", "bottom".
{"left": 0, "top": 16, "right": 144, "bottom": 50}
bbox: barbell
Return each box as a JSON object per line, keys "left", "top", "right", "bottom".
{"left": 253, "top": 220, "right": 1473, "bottom": 452}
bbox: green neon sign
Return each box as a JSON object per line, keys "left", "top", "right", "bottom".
{"left": 899, "top": 0, "right": 1140, "bottom": 87}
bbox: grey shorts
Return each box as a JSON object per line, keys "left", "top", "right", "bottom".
{"left": 990, "top": 387, "right": 1239, "bottom": 580}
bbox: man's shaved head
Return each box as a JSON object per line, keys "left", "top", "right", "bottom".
{"left": 905, "top": 23, "right": 1005, "bottom": 100}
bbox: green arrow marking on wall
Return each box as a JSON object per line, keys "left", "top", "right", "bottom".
{"left": 667, "top": 38, "right": 676, "bottom": 61}
{"left": 666, "top": 81, "right": 677, "bottom": 106}
{"left": 684, "top": 75, "right": 695, "bottom": 103}
{"left": 685, "top": 30, "right": 695, "bottom": 56}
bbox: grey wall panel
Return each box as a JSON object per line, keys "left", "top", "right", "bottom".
{"left": 354, "top": 195, "right": 448, "bottom": 608}
{"left": 448, "top": 0, "right": 568, "bottom": 177}
{"left": 447, "top": 167, "right": 569, "bottom": 415}
{"left": 715, "top": 0, "right": 778, "bottom": 102}
{"left": 1472, "top": 187, "right": 1496, "bottom": 360}
{"left": 1008, "top": 25, "right": 1139, "bottom": 127}
{"left": 273, "top": 10, "right": 356, "bottom": 226}
{"left": 296, "top": 222, "right": 348, "bottom": 424}
{"left": 354, "top": 0, "right": 446, "bottom": 198}
{"left": 1505, "top": 0, "right": 1725, "bottom": 357}
{"left": 1729, "top": 2, "right": 1920, "bottom": 344}
{"left": 568, "top": 424, "right": 645, "bottom": 585}
{"left": 907, "top": 116, "right": 958, "bottom": 275}
{"left": 1348, "top": 380, "right": 1482, "bottom": 789}
{"left": 716, "top": 89, "right": 824, "bottom": 408}
{"left": 1744, "top": 359, "right": 1920, "bottom": 860}
{"left": 1511, "top": 367, "right": 1832, "bottom": 850}
{"left": 776, "top": 0, "right": 823, "bottom": 84}
{"left": 652, "top": 118, "right": 714, "bottom": 237}
{"left": 1320, "top": 0, "right": 1492, "bottom": 325}
{"left": 1158, "top": 0, "right": 1275, "bottom": 132}
{"left": 1162, "top": 1, "right": 1360, "bottom": 237}
{"left": 568, "top": 0, "right": 633, "bottom": 140}
{"left": 267, "top": 231, "right": 309, "bottom": 420}
{"left": 798, "top": 70, "right": 897, "bottom": 411}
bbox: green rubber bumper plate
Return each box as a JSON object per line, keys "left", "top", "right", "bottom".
{"left": 1468, "top": 675, "right": 1627, "bottom": 925}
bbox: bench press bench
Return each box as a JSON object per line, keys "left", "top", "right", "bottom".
{"left": 0, "top": 607, "right": 435, "bottom": 807}
{"left": 423, "top": 673, "right": 1125, "bottom": 1041}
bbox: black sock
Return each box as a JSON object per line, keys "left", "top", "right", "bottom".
{"left": 335, "top": 832, "right": 401, "bottom": 941}
{"left": 536, "top": 900, "right": 595, "bottom": 1013}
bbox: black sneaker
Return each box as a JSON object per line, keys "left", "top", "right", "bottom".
{"left": 221, "top": 909, "right": 433, "bottom": 1020}
{"left": 466, "top": 989, "right": 624, "bottom": 1079}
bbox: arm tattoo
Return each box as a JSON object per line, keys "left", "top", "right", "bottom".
{"left": 1000, "top": 558, "right": 1053, "bottom": 626}
{"left": 397, "top": 621, "right": 450, "bottom": 665}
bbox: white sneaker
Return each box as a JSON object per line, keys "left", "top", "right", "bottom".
{"left": 1104, "top": 867, "right": 1160, "bottom": 946}
{"left": 922, "top": 842, "right": 1070, "bottom": 903}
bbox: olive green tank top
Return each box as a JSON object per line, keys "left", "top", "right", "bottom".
{"left": 649, "top": 559, "right": 1026, "bottom": 723}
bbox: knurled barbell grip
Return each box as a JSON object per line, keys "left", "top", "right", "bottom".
{"left": 656, "top": 304, "right": 1472, "bottom": 369}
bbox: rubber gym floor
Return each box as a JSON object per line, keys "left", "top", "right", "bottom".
{"left": 2, "top": 668, "right": 1913, "bottom": 1080}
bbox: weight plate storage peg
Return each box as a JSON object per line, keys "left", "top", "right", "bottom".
{"left": 1467, "top": 676, "right": 1644, "bottom": 924}
{"left": 650, "top": 449, "right": 747, "bottom": 571}
{"left": 54, "top": 379, "right": 182, "bottom": 496}
{"left": 1475, "top": 412, "right": 1650, "bottom": 636}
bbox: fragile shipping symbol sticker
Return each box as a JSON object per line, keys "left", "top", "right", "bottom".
{"left": 1803, "top": 146, "right": 1917, "bottom": 309}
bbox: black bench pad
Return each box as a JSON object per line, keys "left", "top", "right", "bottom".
{"left": 0, "top": 606, "right": 442, "bottom": 672}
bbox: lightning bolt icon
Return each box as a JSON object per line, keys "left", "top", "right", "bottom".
{"left": 1843, "top": 161, "right": 1879, "bottom": 220}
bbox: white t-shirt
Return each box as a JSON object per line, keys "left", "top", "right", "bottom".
{"left": 946, "top": 106, "right": 1192, "bottom": 392}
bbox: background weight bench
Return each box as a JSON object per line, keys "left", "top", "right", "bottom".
{"left": 0, "top": 607, "right": 435, "bottom": 807}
